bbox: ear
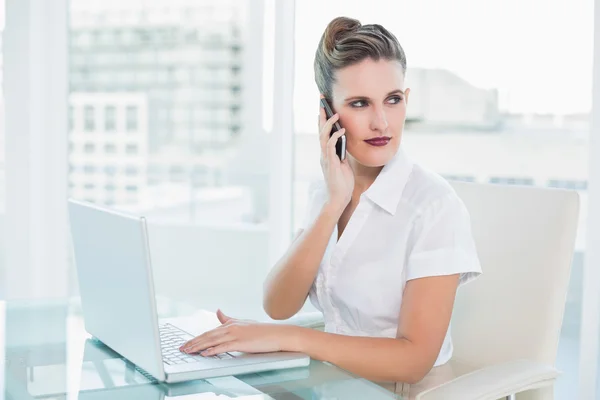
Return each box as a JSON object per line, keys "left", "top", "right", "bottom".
{"left": 404, "top": 88, "right": 410, "bottom": 106}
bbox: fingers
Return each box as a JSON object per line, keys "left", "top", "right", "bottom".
{"left": 319, "top": 111, "right": 340, "bottom": 154}
{"left": 217, "top": 309, "right": 232, "bottom": 324}
{"left": 327, "top": 128, "right": 345, "bottom": 147}
{"left": 201, "top": 341, "right": 237, "bottom": 357}
{"left": 327, "top": 128, "right": 345, "bottom": 161}
{"left": 181, "top": 328, "right": 232, "bottom": 354}
{"left": 180, "top": 327, "right": 226, "bottom": 352}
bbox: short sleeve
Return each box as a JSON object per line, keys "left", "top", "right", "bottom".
{"left": 406, "top": 192, "right": 482, "bottom": 286}
{"left": 298, "top": 180, "right": 327, "bottom": 231}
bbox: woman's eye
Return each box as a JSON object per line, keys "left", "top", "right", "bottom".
{"left": 350, "top": 100, "right": 367, "bottom": 108}
{"left": 350, "top": 97, "right": 402, "bottom": 107}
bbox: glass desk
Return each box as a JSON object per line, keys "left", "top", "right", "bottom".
{"left": 0, "top": 298, "right": 406, "bottom": 399}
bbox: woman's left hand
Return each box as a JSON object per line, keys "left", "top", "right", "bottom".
{"left": 179, "top": 310, "right": 296, "bottom": 356}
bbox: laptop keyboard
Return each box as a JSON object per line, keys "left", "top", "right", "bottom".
{"left": 159, "top": 323, "right": 234, "bottom": 365}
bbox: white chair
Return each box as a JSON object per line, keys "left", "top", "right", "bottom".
{"left": 410, "top": 182, "right": 580, "bottom": 400}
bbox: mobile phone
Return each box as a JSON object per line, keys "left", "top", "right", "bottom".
{"left": 320, "top": 98, "right": 347, "bottom": 161}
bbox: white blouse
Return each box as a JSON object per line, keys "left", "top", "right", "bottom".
{"left": 300, "top": 147, "right": 482, "bottom": 367}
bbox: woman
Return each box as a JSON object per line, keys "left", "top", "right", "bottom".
{"left": 180, "top": 16, "right": 481, "bottom": 384}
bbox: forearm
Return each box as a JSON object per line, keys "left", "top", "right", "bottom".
{"left": 263, "top": 203, "right": 344, "bottom": 319}
{"left": 286, "top": 327, "right": 433, "bottom": 384}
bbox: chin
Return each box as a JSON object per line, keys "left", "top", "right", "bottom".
{"left": 349, "top": 146, "right": 398, "bottom": 168}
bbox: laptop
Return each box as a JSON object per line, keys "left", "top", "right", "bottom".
{"left": 68, "top": 199, "right": 310, "bottom": 383}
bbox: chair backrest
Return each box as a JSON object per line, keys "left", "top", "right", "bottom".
{"left": 449, "top": 182, "right": 579, "bottom": 367}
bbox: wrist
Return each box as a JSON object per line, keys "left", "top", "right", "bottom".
{"left": 323, "top": 199, "right": 347, "bottom": 217}
{"left": 280, "top": 325, "right": 309, "bottom": 353}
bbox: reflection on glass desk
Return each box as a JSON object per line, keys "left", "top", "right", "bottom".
{"left": 0, "top": 298, "right": 404, "bottom": 399}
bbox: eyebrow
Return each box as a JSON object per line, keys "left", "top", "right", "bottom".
{"left": 344, "top": 89, "right": 405, "bottom": 102}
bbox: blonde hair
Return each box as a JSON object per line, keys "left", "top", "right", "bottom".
{"left": 314, "top": 16, "right": 407, "bottom": 100}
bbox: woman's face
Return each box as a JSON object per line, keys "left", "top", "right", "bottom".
{"left": 330, "top": 58, "right": 410, "bottom": 168}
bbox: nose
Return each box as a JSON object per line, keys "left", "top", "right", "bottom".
{"left": 369, "top": 106, "right": 388, "bottom": 132}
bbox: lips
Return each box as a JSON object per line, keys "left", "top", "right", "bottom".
{"left": 364, "top": 137, "right": 391, "bottom": 146}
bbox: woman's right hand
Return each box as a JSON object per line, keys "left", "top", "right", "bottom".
{"left": 319, "top": 102, "right": 354, "bottom": 212}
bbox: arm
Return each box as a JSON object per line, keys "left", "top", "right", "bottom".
{"left": 263, "top": 103, "right": 354, "bottom": 320}
{"left": 181, "top": 275, "right": 459, "bottom": 384}
{"left": 263, "top": 202, "right": 344, "bottom": 320}
{"left": 289, "top": 274, "right": 460, "bottom": 384}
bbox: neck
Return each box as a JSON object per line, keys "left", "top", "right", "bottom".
{"left": 348, "top": 155, "right": 384, "bottom": 197}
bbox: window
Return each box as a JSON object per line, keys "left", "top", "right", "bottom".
{"left": 84, "top": 183, "right": 95, "bottom": 190}
{"left": 104, "top": 105, "right": 117, "bottom": 131}
{"left": 489, "top": 177, "right": 535, "bottom": 186}
{"left": 84, "top": 143, "right": 95, "bottom": 153}
{"left": 148, "top": 165, "right": 162, "bottom": 175}
{"left": 91, "top": 30, "right": 101, "bottom": 45}
{"left": 84, "top": 105, "right": 95, "bottom": 132}
{"left": 169, "top": 165, "right": 186, "bottom": 181}
{"left": 83, "top": 165, "right": 95, "bottom": 174}
{"left": 214, "top": 169, "right": 223, "bottom": 186}
{"left": 67, "top": 0, "right": 273, "bottom": 353}
{"left": 126, "top": 105, "right": 138, "bottom": 132}
{"left": 441, "top": 175, "right": 476, "bottom": 183}
{"left": 69, "top": 106, "right": 75, "bottom": 131}
{"left": 125, "top": 144, "right": 139, "bottom": 154}
{"left": 73, "top": 31, "right": 91, "bottom": 47}
{"left": 192, "top": 165, "right": 207, "bottom": 176}
{"left": 548, "top": 179, "right": 588, "bottom": 191}
{"left": 125, "top": 166, "right": 138, "bottom": 176}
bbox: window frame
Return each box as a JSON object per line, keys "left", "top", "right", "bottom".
{"left": 578, "top": 0, "right": 600, "bottom": 397}
{"left": 4, "top": 0, "right": 69, "bottom": 299}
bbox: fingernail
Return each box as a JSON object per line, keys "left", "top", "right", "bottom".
{"left": 201, "top": 351, "right": 208, "bottom": 356}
